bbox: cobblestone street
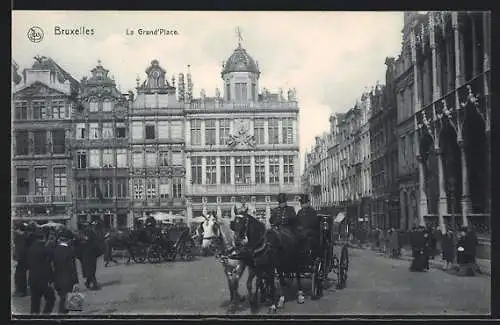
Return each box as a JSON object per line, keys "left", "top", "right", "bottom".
{"left": 11, "top": 248, "right": 490, "bottom": 316}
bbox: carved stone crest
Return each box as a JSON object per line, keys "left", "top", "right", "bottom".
{"left": 227, "top": 119, "right": 255, "bottom": 148}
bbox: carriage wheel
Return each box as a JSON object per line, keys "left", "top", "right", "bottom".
{"left": 337, "top": 245, "right": 349, "bottom": 289}
{"left": 147, "top": 245, "right": 162, "bottom": 264}
{"left": 311, "top": 258, "right": 323, "bottom": 300}
{"left": 132, "top": 246, "right": 147, "bottom": 264}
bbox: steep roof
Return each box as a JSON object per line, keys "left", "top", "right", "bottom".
{"left": 30, "top": 56, "right": 80, "bottom": 94}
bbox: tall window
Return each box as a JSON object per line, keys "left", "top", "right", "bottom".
{"left": 34, "top": 168, "right": 48, "bottom": 195}
{"left": 172, "top": 177, "right": 183, "bottom": 198}
{"left": 145, "top": 124, "right": 155, "bottom": 140}
{"left": 15, "top": 101, "right": 28, "bottom": 120}
{"left": 34, "top": 130, "right": 47, "bottom": 155}
{"left": 116, "top": 123, "right": 126, "bottom": 138}
{"left": 32, "top": 101, "right": 46, "bottom": 120}
{"left": 159, "top": 178, "right": 170, "bottom": 199}
{"left": 235, "top": 82, "right": 247, "bottom": 101}
{"left": 89, "top": 179, "right": 100, "bottom": 198}
{"left": 53, "top": 167, "right": 67, "bottom": 197}
{"left": 76, "top": 180, "right": 87, "bottom": 198}
{"left": 191, "top": 120, "right": 202, "bottom": 145}
{"left": 170, "top": 120, "right": 183, "bottom": 138}
{"left": 191, "top": 157, "right": 202, "bottom": 184}
{"left": 132, "top": 122, "right": 144, "bottom": 140}
{"left": 116, "top": 178, "right": 127, "bottom": 198}
{"left": 51, "top": 100, "right": 66, "bottom": 119}
{"left": 89, "top": 123, "right": 99, "bottom": 139}
{"left": 89, "top": 100, "right": 98, "bottom": 112}
{"left": 205, "top": 120, "right": 216, "bottom": 145}
{"left": 220, "top": 157, "right": 231, "bottom": 184}
{"left": 219, "top": 119, "right": 230, "bottom": 145}
{"left": 282, "top": 118, "right": 294, "bottom": 144}
{"left": 76, "top": 123, "right": 86, "bottom": 139}
{"left": 133, "top": 151, "right": 143, "bottom": 168}
{"left": 158, "top": 121, "right": 169, "bottom": 139}
{"left": 235, "top": 156, "right": 251, "bottom": 184}
{"left": 172, "top": 152, "right": 183, "bottom": 166}
{"left": 103, "top": 149, "right": 114, "bottom": 168}
{"left": 146, "top": 151, "right": 157, "bottom": 167}
{"left": 268, "top": 119, "right": 279, "bottom": 144}
{"left": 251, "top": 83, "right": 256, "bottom": 101}
{"left": 206, "top": 156, "right": 217, "bottom": 185}
{"left": 226, "top": 83, "right": 231, "bottom": 101}
{"left": 15, "top": 131, "right": 29, "bottom": 156}
{"left": 269, "top": 155, "right": 280, "bottom": 184}
{"left": 102, "top": 123, "right": 113, "bottom": 139}
{"left": 146, "top": 179, "right": 156, "bottom": 199}
{"left": 133, "top": 179, "right": 145, "bottom": 200}
{"left": 254, "top": 119, "right": 265, "bottom": 145}
{"left": 102, "top": 100, "right": 113, "bottom": 112}
{"left": 159, "top": 151, "right": 169, "bottom": 166}
{"left": 283, "top": 155, "right": 295, "bottom": 184}
{"left": 103, "top": 179, "right": 113, "bottom": 198}
{"left": 89, "top": 149, "right": 100, "bottom": 168}
{"left": 77, "top": 151, "right": 87, "bottom": 168}
{"left": 116, "top": 149, "right": 127, "bottom": 167}
{"left": 255, "top": 156, "right": 266, "bottom": 184}
{"left": 52, "top": 129, "right": 65, "bottom": 154}
{"left": 16, "top": 168, "right": 29, "bottom": 196}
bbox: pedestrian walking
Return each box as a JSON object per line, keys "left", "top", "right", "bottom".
{"left": 52, "top": 229, "right": 80, "bottom": 314}
{"left": 103, "top": 232, "right": 118, "bottom": 267}
{"left": 26, "top": 228, "right": 55, "bottom": 314}
{"left": 442, "top": 230, "right": 455, "bottom": 270}
{"left": 13, "top": 223, "right": 29, "bottom": 297}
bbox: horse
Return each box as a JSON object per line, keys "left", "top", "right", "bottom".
{"left": 231, "top": 206, "right": 306, "bottom": 313}
{"left": 199, "top": 212, "right": 247, "bottom": 313}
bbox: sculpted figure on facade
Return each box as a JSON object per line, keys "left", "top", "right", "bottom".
{"left": 227, "top": 119, "right": 256, "bottom": 148}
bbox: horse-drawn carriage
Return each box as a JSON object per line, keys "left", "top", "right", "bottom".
{"left": 310, "top": 213, "right": 349, "bottom": 299}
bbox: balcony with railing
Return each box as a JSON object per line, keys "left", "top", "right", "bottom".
{"left": 188, "top": 183, "right": 300, "bottom": 195}
{"left": 185, "top": 100, "right": 299, "bottom": 112}
{"left": 13, "top": 195, "right": 71, "bottom": 205}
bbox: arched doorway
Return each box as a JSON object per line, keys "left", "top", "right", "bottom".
{"left": 421, "top": 132, "right": 438, "bottom": 215}
{"left": 464, "top": 105, "right": 488, "bottom": 214}
{"left": 439, "top": 123, "right": 462, "bottom": 225}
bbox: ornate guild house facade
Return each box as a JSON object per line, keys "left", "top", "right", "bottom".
{"left": 12, "top": 57, "right": 78, "bottom": 226}
{"left": 71, "top": 62, "right": 131, "bottom": 229}
{"left": 129, "top": 60, "right": 186, "bottom": 222}
{"left": 185, "top": 42, "right": 301, "bottom": 221}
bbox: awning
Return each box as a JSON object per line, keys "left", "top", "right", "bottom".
{"left": 334, "top": 212, "right": 346, "bottom": 223}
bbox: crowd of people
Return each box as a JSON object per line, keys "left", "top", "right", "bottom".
{"left": 12, "top": 221, "right": 104, "bottom": 314}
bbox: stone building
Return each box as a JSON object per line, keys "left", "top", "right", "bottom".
{"left": 12, "top": 56, "right": 79, "bottom": 226}
{"left": 71, "top": 61, "right": 130, "bottom": 230}
{"left": 369, "top": 63, "right": 400, "bottom": 230}
{"left": 129, "top": 60, "right": 186, "bottom": 224}
{"left": 411, "top": 11, "right": 490, "bottom": 245}
{"left": 184, "top": 41, "right": 301, "bottom": 221}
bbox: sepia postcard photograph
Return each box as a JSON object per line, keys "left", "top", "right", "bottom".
{"left": 11, "top": 10, "right": 491, "bottom": 318}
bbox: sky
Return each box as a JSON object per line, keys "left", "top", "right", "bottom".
{"left": 12, "top": 11, "right": 404, "bottom": 171}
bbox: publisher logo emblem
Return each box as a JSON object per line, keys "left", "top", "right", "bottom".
{"left": 27, "top": 26, "right": 44, "bottom": 43}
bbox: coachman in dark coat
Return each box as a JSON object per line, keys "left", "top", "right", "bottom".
{"left": 269, "top": 193, "right": 298, "bottom": 230}
{"left": 26, "top": 229, "right": 55, "bottom": 314}
{"left": 13, "top": 223, "right": 30, "bottom": 297}
{"left": 296, "top": 194, "right": 321, "bottom": 258}
{"left": 52, "top": 229, "right": 79, "bottom": 314}
{"left": 78, "top": 223, "right": 101, "bottom": 290}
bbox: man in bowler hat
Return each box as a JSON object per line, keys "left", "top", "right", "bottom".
{"left": 296, "top": 194, "right": 321, "bottom": 259}
{"left": 269, "top": 193, "right": 298, "bottom": 230}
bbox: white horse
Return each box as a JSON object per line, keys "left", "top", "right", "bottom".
{"left": 199, "top": 211, "right": 247, "bottom": 313}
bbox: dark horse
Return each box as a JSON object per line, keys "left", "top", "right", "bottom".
{"left": 231, "top": 208, "right": 306, "bottom": 313}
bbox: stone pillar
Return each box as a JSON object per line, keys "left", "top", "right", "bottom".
{"left": 230, "top": 156, "right": 235, "bottom": 185}
{"left": 263, "top": 120, "right": 269, "bottom": 144}
{"left": 200, "top": 120, "right": 206, "bottom": 146}
{"left": 410, "top": 29, "right": 421, "bottom": 111}
{"left": 452, "top": 12, "right": 465, "bottom": 86}
{"left": 429, "top": 12, "right": 441, "bottom": 101}
{"left": 264, "top": 156, "right": 270, "bottom": 184}
{"left": 185, "top": 120, "right": 191, "bottom": 145}
{"left": 436, "top": 147, "right": 447, "bottom": 233}
{"left": 483, "top": 12, "right": 490, "bottom": 72}
{"left": 279, "top": 155, "right": 284, "bottom": 190}
{"left": 250, "top": 156, "right": 256, "bottom": 184}
{"left": 215, "top": 119, "right": 220, "bottom": 146}
{"left": 278, "top": 119, "right": 283, "bottom": 144}
{"left": 215, "top": 157, "right": 221, "bottom": 185}
{"left": 185, "top": 156, "right": 192, "bottom": 194}
{"left": 458, "top": 140, "right": 470, "bottom": 227}
{"left": 113, "top": 212, "right": 118, "bottom": 228}
{"left": 471, "top": 15, "right": 478, "bottom": 76}
{"left": 201, "top": 157, "right": 207, "bottom": 185}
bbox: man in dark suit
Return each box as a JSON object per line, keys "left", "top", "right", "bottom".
{"left": 26, "top": 228, "right": 55, "bottom": 314}
{"left": 52, "top": 229, "right": 80, "bottom": 314}
{"left": 296, "top": 194, "right": 321, "bottom": 259}
{"left": 269, "top": 193, "right": 298, "bottom": 230}
{"left": 13, "top": 223, "right": 29, "bottom": 297}
{"left": 80, "top": 223, "right": 100, "bottom": 290}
